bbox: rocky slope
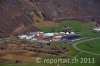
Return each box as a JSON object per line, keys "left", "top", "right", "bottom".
{"left": 0, "top": 0, "right": 41, "bottom": 37}
{"left": 32, "top": 0, "right": 100, "bottom": 22}
{"left": 0, "top": 0, "right": 100, "bottom": 37}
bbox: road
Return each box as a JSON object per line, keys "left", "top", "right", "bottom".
{"left": 72, "top": 37, "right": 100, "bottom": 56}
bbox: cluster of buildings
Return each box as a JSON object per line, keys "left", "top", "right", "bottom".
{"left": 18, "top": 28, "right": 81, "bottom": 44}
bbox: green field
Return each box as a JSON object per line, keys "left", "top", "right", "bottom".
{"left": 40, "top": 20, "right": 100, "bottom": 38}
{"left": 77, "top": 38, "right": 100, "bottom": 54}
{"left": 1, "top": 20, "right": 100, "bottom": 66}
{"left": 35, "top": 20, "right": 100, "bottom": 66}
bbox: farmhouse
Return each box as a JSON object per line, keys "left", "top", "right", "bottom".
{"left": 93, "top": 27, "right": 100, "bottom": 32}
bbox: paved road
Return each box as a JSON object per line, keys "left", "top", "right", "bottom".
{"left": 72, "top": 37, "right": 100, "bottom": 56}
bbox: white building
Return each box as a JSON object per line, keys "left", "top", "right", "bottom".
{"left": 93, "top": 27, "right": 100, "bottom": 32}
{"left": 18, "top": 35, "right": 35, "bottom": 40}
{"left": 43, "top": 33, "right": 55, "bottom": 37}
{"left": 66, "top": 32, "right": 70, "bottom": 35}
{"left": 18, "top": 35, "right": 27, "bottom": 39}
{"left": 70, "top": 32, "right": 76, "bottom": 35}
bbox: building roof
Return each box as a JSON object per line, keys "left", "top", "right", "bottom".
{"left": 43, "top": 33, "right": 55, "bottom": 37}
{"left": 93, "top": 28, "right": 100, "bottom": 31}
